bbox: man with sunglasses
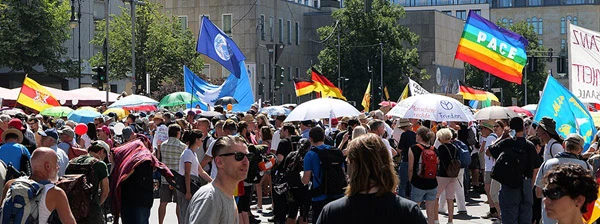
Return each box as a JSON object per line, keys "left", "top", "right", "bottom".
{"left": 188, "top": 135, "right": 250, "bottom": 224}
{"left": 533, "top": 133, "right": 591, "bottom": 224}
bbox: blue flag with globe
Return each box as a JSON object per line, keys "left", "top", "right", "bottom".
{"left": 534, "top": 75, "right": 596, "bottom": 150}
{"left": 196, "top": 16, "right": 246, "bottom": 78}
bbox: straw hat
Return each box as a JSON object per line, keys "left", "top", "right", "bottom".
{"left": 2, "top": 128, "right": 23, "bottom": 143}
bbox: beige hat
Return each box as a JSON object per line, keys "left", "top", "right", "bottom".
{"left": 565, "top": 133, "right": 584, "bottom": 148}
{"left": 153, "top": 112, "right": 164, "bottom": 121}
{"left": 358, "top": 113, "right": 367, "bottom": 120}
{"left": 1, "top": 128, "right": 23, "bottom": 143}
{"left": 480, "top": 122, "right": 494, "bottom": 131}
{"left": 396, "top": 118, "right": 411, "bottom": 128}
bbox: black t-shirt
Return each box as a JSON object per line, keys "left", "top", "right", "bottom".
{"left": 399, "top": 131, "right": 416, "bottom": 162}
{"left": 275, "top": 138, "right": 293, "bottom": 172}
{"left": 316, "top": 192, "right": 427, "bottom": 224}
{"left": 489, "top": 137, "right": 540, "bottom": 178}
{"left": 410, "top": 144, "right": 438, "bottom": 190}
{"left": 436, "top": 143, "right": 459, "bottom": 177}
{"left": 334, "top": 130, "right": 347, "bottom": 149}
{"left": 121, "top": 161, "right": 154, "bottom": 208}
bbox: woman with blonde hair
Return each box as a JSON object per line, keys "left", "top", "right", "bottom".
{"left": 316, "top": 133, "right": 426, "bottom": 223}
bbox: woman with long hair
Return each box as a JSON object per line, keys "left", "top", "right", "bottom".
{"left": 316, "top": 133, "right": 426, "bottom": 223}
{"left": 542, "top": 164, "right": 598, "bottom": 224}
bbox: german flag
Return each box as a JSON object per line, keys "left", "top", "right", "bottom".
{"left": 16, "top": 77, "right": 60, "bottom": 112}
{"left": 311, "top": 68, "right": 346, "bottom": 100}
{"left": 293, "top": 78, "right": 316, "bottom": 97}
{"left": 458, "top": 81, "right": 488, "bottom": 101}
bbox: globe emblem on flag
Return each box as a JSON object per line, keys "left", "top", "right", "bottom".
{"left": 213, "top": 34, "right": 231, "bottom": 61}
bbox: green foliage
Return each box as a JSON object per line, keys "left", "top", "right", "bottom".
{"left": 0, "top": 0, "right": 74, "bottom": 75}
{"left": 465, "top": 21, "right": 546, "bottom": 106}
{"left": 316, "top": 0, "right": 426, "bottom": 108}
{"left": 90, "top": 3, "right": 204, "bottom": 94}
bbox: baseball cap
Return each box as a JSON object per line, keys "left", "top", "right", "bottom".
{"left": 122, "top": 126, "right": 133, "bottom": 140}
{"left": 58, "top": 127, "right": 75, "bottom": 138}
{"left": 565, "top": 133, "right": 585, "bottom": 148}
{"left": 40, "top": 129, "right": 59, "bottom": 140}
{"left": 96, "top": 125, "right": 110, "bottom": 135}
{"left": 8, "top": 118, "right": 25, "bottom": 131}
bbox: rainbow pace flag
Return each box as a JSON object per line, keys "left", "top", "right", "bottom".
{"left": 455, "top": 11, "right": 528, "bottom": 84}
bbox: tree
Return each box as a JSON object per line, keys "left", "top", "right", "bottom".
{"left": 0, "top": 0, "right": 75, "bottom": 75}
{"left": 465, "top": 21, "right": 546, "bottom": 106}
{"left": 90, "top": 3, "right": 204, "bottom": 94}
{"left": 316, "top": 0, "right": 426, "bottom": 108}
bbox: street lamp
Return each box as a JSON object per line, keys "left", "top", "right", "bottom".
{"left": 69, "top": 0, "right": 82, "bottom": 88}
{"left": 123, "top": 0, "right": 146, "bottom": 94}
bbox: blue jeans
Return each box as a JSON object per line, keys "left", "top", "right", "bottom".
{"left": 397, "top": 162, "right": 410, "bottom": 198}
{"left": 121, "top": 206, "right": 151, "bottom": 224}
{"left": 499, "top": 179, "right": 533, "bottom": 224}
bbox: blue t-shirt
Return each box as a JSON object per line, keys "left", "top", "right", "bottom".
{"left": 0, "top": 143, "right": 31, "bottom": 171}
{"left": 303, "top": 144, "right": 344, "bottom": 201}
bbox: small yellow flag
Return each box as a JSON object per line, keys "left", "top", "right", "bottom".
{"left": 398, "top": 83, "right": 409, "bottom": 102}
{"left": 361, "top": 80, "right": 371, "bottom": 112}
{"left": 384, "top": 86, "right": 390, "bottom": 101}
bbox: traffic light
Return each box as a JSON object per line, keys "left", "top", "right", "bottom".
{"left": 274, "top": 65, "right": 285, "bottom": 90}
{"left": 557, "top": 56, "right": 566, "bottom": 73}
{"left": 258, "top": 82, "right": 264, "bottom": 95}
{"left": 92, "top": 65, "right": 106, "bottom": 90}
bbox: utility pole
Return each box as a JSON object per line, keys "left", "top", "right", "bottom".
{"left": 337, "top": 20, "right": 341, "bottom": 87}
{"left": 105, "top": 0, "right": 110, "bottom": 104}
{"left": 379, "top": 42, "right": 383, "bottom": 102}
{"left": 127, "top": 0, "right": 145, "bottom": 94}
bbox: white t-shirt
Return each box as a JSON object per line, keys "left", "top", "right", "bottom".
{"left": 382, "top": 137, "right": 394, "bottom": 157}
{"left": 271, "top": 129, "right": 281, "bottom": 151}
{"left": 179, "top": 148, "right": 200, "bottom": 177}
{"left": 81, "top": 134, "right": 92, "bottom": 149}
{"left": 544, "top": 138, "right": 564, "bottom": 161}
{"left": 206, "top": 140, "right": 218, "bottom": 180}
{"left": 481, "top": 134, "right": 497, "bottom": 171}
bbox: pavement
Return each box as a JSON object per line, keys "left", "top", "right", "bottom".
{"left": 137, "top": 189, "right": 501, "bottom": 224}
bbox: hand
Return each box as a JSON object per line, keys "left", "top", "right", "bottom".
{"left": 186, "top": 192, "right": 192, "bottom": 201}
{"left": 343, "top": 132, "right": 349, "bottom": 141}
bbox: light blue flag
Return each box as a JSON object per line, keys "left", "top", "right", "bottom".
{"left": 183, "top": 62, "right": 254, "bottom": 112}
{"left": 534, "top": 75, "right": 596, "bottom": 150}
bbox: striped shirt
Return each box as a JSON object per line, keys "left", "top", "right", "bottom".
{"left": 160, "top": 137, "right": 186, "bottom": 183}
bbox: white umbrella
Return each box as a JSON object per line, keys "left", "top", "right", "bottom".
{"left": 387, "top": 94, "right": 475, "bottom": 122}
{"left": 284, "top": 98, "right": 360, "bottom": 122}
{"left": 474, "top": 106, "right": 519, "bottom": 120}
{"left": 259, "top": 106, "right": 291, "bottom": 116}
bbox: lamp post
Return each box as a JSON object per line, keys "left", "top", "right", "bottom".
{"left": 69, "top": 0, "right": 81, "bottom": 88}
{"left": 124, "top": 0, "right": 146, "bottom": 94}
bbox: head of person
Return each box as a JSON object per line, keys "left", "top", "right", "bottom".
{"left": 537, "top": 117, "right": 559, "bottom": 142}
{"left": 214, "top": 120, "right": 226, "bottom": 137}
{"left": 7, "top": 118, "right": 25, "bottom": 134}
{"left": 563, "top": 133, "right": 585, "bottom": 154}
{"left": 182, "top": 129, "right": 203, "bottom": 148}
{"left": 543, "top": 163, "right": 598, "bottom": 220}
{"left": 222, "top": 119, "right": 238, "bottom": 136}
{"left": 300, "top": 120, "right": 313, "bottom": 131}
{"left": 58, "top": 127, "right": 75, "bottom": 143}
{"left": 352, "top": 126, "right": 367, "bottom": 139}
{"left": 2, "top": 128, "right": 23, "bottom": 144}
{"left": 0, "top": 115, "right": 10, "bottom": 130}
{"left": 122, "top": 126, "right": 134, "bottom": 142}
{"left": 275, "top": 115, "right": 286, "bottom": 128}
{"left": 30, "top": 147, "right": 60, "bottom": 183}
{"left": 186, "top": 111, "right": 196, "bottom": 122}
{"left": 211, "top": 135, "right": 249, "bottom": 182}
{"left": 94, "top": 117, "right": 105, "bottom": 128}
{"left": 168, "top": 124, "right": 182, "bottom": 139}
{"left": 345, "top": 133, "right": 398, "bottom": 196}
{"left": 153, "top": 112, "right": 164, "bottom": 125}
{"left": 27, "top": 117, "right": 39, "bottom": 132}
{"left": 338, "top": 116, "right": 350, "bottom": 131}
{"left": 493, "top": 120, "right": 506, "bottom": 136}
{"left": 358, "top": 113, "right": 368, "bottom": 125}
{"left": 367, "top": 119, "right": 385, "bottom": 137}
{"left": 395, "top": 118, "right": 412, "bottom": 131}
{"left": 163, "top": 112, "right": 173, "bottom": 123}
{"left": 348, "top": 118, "right": 360, "bottom": 129}
{"left": 96, "top": 125, "right": 110, "bottom": 140}
{"left": 237, "top": 121, "right": 248, "bottom": 135}
{"left": 371, "top": 110, "right": 384, "bottom": 120}
{"left": 196, "top": 118, "right": 211, "bottom": 134}
{"left": 40, "top": 129, "right": 59, "bottom": 147}
{"left": 255, "top": 114, "right": 269, "bottom": 128}
{"left": 88, "top": 140, "right": 110, "bottom": 162}
{"left": 527, "top": 135, "right": 543, "bottom": 154}
{"left": 480, "top": 122, "right": 494, "bottom": 137}
{"left": 436, "top": 128, "right": 453, "bottom": 144}
{"left": 260, "top": 126, "right": 273, "bottom": 142}
{"left": 416, "top": 126, "right": 434, "bottom": 145}
{"left": 309, "top": 127, "right": 325, "bottom": 145}
{"left": 280, "top": 123, "right": 297, "bottom": 138}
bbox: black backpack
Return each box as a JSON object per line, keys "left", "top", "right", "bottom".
{"left": 245, "top": 145, "right": 267, "bottom": 183}
{"left": 309, "top": 146, "right": 347, "bottom": 197}
{"left": 491, "top": 139, "right": 524, "bottom": 188}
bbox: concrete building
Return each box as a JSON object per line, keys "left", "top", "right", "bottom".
{"left": 397, "top": 0, "right": 491, "bottom": 19}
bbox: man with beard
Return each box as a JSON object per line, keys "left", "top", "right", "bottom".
{"left": 188, "top": 135, "right": 250, "bottom": 224}
{"left": 1, "top": 147, "right": 77, "bottom": 224}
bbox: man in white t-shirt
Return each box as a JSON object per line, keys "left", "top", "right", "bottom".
{"left": 479, "top": 122, "right": 499, "bottom": 219}
{"left": 536, "top": 117, "right": 564, "bottom": 161}
{"left": 368, "top": 119, "right": 396, "bottom": 157}
{"left": 270, "top": 115, "right": 286, "bottom": 153}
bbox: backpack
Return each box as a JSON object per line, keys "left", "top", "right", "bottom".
{"left": 491, "top": 139, "right": 524, "bottom": 188}
{"left": 452, "top": 140, "right": 471, "bottom": 168}
{"left": 0, "top": 178, "right": 45, "bottom": 224}
{"left": 309, "top": 146, "right": 347, "bottom": 197}
{"left": 63, "top": 156, "right": 99, "bottom": 221}
{"left": 245, "top": 145, "right": 268, "bottom": 184}
{"left": 416, "top": 144, "right": 438, "bottom": 179}
{"left": 65, "top": 143, "right": 88, "bottom": 160}
{"left": 440, "top": 144, "right": 461, "bottom": 177}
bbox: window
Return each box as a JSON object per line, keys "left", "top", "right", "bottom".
{"left": 501, "top": 18, "right": 509, "bottom": 26}
{"left": 528, "top": 17, "right": 543, "bottom": 35}
{"left": 561, "top": 17, "right": 566, "bottom": 34}
{"left": 538, "top": 18, "right": 543, "bottom": 35}
{"left": 269, "top": 17, "right": 274, "bottom": 41}
{"left": 499, "top": 0, "right": 512, "bottom": 7}
{"left": 278, "top": 18, "right": 283, "bottom": 43}
{"left": 287, "top": 20, "right": 292, "bottom": 44}
{"left": 295, "top": 22, "right": 300, "bottom": 45}
{"left": 538, "top": 39, "right": 543, "bottom": 47}
{"left": 222, "top": 14, "right": 232, "bottom": 35}
{"left": 202, "top": 64, "right": 210, "bottom": 76}
{"left": 561, "top": 39, "right": 566, "bottom": 50}
{"left": 261, "top": 64, "right": 266, "bottom": 78}
{"left": 260, "top": 15, "right": 265, "bottom": 40}
{"left": 178, "top": 16, "right": 188, "bottom": 30}
{"left": 456, "top": 10, "right": 467, "bottom": 20}
{"left": 509, "top": 19, "right": 513, "bottom": 26}
{"left": 442, "top": 10, "right": 452, "bottom": 15}
{"left": 471, "top": 9, "right": 481, "bottom": 15}
{"left": 528, "top": 0, "right": 541, "bottom": 6}
{"left": 288, "top": 66, "right": 292, "bottom": 80}
{"left": 296, "top": 67, "right": 300, "bottom": 78}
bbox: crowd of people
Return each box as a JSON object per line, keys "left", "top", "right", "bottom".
{"left": 0, "top": 102, "right": 598, "bottom": 224}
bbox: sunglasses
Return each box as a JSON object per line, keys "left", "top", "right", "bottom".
{"left": 542, "top": 187, "right": 568, "bottom": 200}
{"left": 218, "top": 152, "right": 253, "bottom": 161}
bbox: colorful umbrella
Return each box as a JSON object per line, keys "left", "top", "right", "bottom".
{"left": 68, "top": 110, "right": 102, "bottom": 124}
{"left": 40, "top": 106, "right": 74, "bottom": 118}
{"left": 102, "top": 108, "right": 130, "bottom": 120}
{"left": 76, "top": 106, "right": 98, "bottom": 112}
{"left": 508, "top": 106, "right": 533, "bottom": 117}
{"left": 108, "top": 94, "right": 159, "bottom": 111}
{"left": 378, "top": 101, "right": 397, "bottom": 108}
{"left": 159, "top": 92, "right": 202, "bottom": 108}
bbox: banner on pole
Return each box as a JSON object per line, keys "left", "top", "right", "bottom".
{"left": 568, "top": 23, "right": 600, "bottom": 104}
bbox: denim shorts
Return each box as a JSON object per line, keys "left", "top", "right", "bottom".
{"left": 411, "top": 184, "right": 437, "bottom": 202}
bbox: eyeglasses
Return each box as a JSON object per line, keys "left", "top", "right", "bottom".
{"left": 542, "top": 187, "right": 568, "bottom": 200}
{"left": 217, "top": 152, "right": 253, "bottom": 161}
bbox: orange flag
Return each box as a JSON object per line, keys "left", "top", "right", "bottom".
{"left": 16, "top": 77, "right": 60, "bottom": 112}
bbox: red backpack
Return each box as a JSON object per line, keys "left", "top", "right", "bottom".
{"left": 416, "top": 144, "right": 438, "bottom": 179}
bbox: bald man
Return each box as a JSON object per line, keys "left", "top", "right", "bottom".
{"left": 1, "top": 147, "right": 76, "bottom": 224}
